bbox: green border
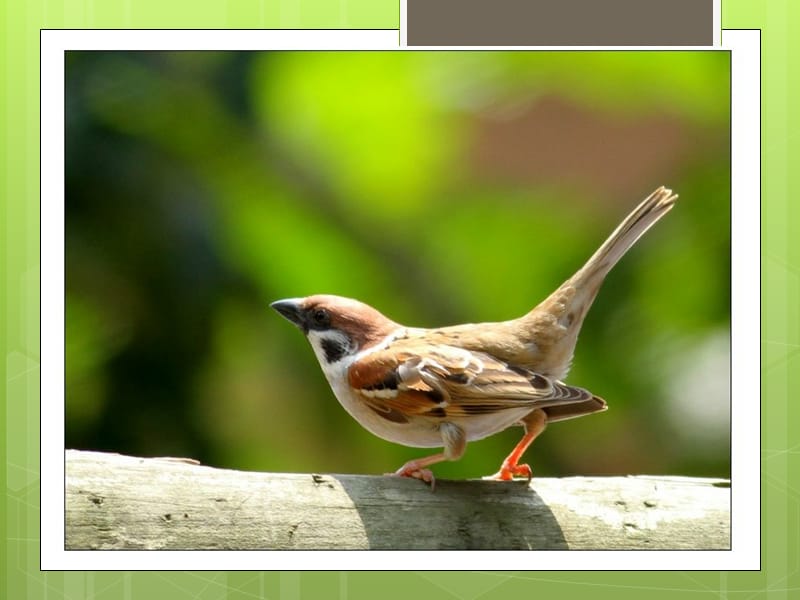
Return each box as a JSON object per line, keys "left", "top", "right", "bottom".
{"left": 4, "top": 1, "right": 796, "bottom": 598}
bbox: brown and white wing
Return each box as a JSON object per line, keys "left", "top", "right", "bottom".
{"left": 347, "top": 340, "right": 606, "bottom": 424}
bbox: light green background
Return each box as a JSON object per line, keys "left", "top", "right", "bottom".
{"left": 2, "top": 1, "right": 795, "bottom": 598}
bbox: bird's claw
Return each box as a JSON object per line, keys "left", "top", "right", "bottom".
{"left": 388, "top": 466, "right": 436, "bottom": 490}
{"left": 483, "top": 462, "right": 533, "bottom": 481}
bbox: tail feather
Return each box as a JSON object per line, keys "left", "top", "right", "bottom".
{"left": 519, "top": 186, "right": 678, "bottom": 380}
{"left": 542, "top": 395, "right": 607, "bottom": 422}
{"left": 569, "top": 186, "right": 678, "bottom": 291}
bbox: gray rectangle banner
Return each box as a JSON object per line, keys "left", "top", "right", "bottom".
{"left": 406, "top": 0, "right": 714, "bottom": 46}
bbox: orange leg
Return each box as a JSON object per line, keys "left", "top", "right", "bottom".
{"left": 389, "top": 452, "right": 447, "bottom": 490}
{"left": 485, "top": 409, "right": 548, "bottom": 481}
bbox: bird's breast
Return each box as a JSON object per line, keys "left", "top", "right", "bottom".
{"left": 324, "top": 372, "right": 445, "bottom": 448}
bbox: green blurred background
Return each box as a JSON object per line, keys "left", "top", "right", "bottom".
{"left": 65, "top": 51, "right": 730, "bottom": 480}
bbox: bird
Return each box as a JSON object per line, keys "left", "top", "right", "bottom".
{"left": 271, "top": 186, "right": 678, "bottom": 486}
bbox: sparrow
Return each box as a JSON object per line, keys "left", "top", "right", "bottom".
{"left": 272, "top": 186, "right": 678, "bottom": 486}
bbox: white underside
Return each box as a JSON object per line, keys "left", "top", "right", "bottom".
{"left": 309, "top": 329, "right": 531, "bottom": 449}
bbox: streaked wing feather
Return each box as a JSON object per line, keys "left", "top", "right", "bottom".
{"left": 348, "top": 340, "right": 601, "bottom": 422}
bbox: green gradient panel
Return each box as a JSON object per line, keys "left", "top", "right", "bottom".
{"left": 758, "top": 0, "right": 800, "bottom": 596}
{"left": 19, "top": 1, "right": 399, "bottom": 29}
{"left": 3, "top": 2, "right": 796, "bottom": 600}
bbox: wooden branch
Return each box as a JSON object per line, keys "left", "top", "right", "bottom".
{"left": 66, "top": 449, "right": 730, "bottom": 550}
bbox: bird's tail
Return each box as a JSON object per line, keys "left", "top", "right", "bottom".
{"left": 569, "top": 186, "right": 678, "bottom": 287}
{"left": 568, "top": 186, "right": 678, "bottom": 293}
{"left": 519, "top": 186, "right": 678, "bottom": 379}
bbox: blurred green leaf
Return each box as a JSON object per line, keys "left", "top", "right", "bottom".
{"left": 252, "top": 52, "right": 459, "bottom": 220}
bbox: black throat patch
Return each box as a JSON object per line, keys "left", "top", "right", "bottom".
{"left": 321, "top": 337, "right": 348, "bottom": 363}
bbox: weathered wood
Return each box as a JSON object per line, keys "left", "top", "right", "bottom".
{"left": 66, "top": 449, "right": 730, "bottom": 550}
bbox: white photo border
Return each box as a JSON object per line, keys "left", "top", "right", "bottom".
{"left": 42, "top": 28, "right": 758, "bottom": 570}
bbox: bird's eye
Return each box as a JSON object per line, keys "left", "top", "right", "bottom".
{"left": 310, "top": 308, "right": 330, "bottom": 328}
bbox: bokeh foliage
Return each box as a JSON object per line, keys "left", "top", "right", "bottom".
{"left": 65, "top": 51, "right": 730, "bottom": 479}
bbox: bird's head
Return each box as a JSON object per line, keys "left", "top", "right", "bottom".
{"left": 271, "top": 295, "right": 398, "bottom": 365}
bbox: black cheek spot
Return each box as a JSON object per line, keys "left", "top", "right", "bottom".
{"left": 321, "top": 338, "right": 346, "bottom": 363}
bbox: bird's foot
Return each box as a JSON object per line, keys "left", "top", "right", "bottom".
{"left": 483, "top": 462, "right": 532, "bottom": 481}
{"left": 388, "top": 462, "right": 436, "bottom": 490}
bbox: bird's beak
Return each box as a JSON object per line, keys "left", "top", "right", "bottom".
{"left": 270, "top": 298, "right": 305, "bottom": 329}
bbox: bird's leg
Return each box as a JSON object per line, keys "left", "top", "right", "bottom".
{"left": 389, "top": 423, "right": 466, "bottom": 490}
{"left": 390, "top": 453, "right": 447, "bottom": 489}
{"left": 485, "top": 409, "right": 548, "bottom": 481}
